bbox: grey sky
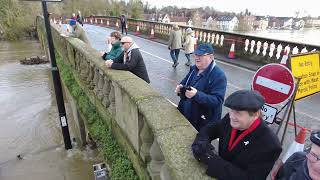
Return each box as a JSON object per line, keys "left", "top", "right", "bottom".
{"left": 142, "top": 0, "right": 320, "bottom": 17}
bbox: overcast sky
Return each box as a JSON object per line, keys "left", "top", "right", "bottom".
{"left": 141, "top": 0, "right": 320, "bottom": 17}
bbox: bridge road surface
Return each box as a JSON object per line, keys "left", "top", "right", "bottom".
{"left": 82, "top": 24, "right": 320, "bottom": 146}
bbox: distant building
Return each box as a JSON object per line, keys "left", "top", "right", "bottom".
{"left": 205, "top": 16, "right": 218, "bottom": 29}
{"left": 268, "top": 17, "right": 293, "bottom": 29}
{"left": 237, "top": 15, "right": 255, "bottom": 31}
{"left": 305, "top": 18, "right": 320, "bottom": 28}
{"left": 253, "top": 16, "right": 269, "bottom": 30}
{"left": 215, "top": 15, "right": 239, "bottom": 31}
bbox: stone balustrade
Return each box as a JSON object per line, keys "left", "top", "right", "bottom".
{"left": 38, "top": 16, "right": 211, "bottom": 180}
{"left": 83, "top": 16, "right": 320, "bottom": 64}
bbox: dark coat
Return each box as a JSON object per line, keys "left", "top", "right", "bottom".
{"left": 111, "top": 44, "right": 150, "bottom": 83}
{"left": 177, "top": 62, "right": 227, "bottom": 131}
{"left": 276, "top": 152, "right": 312, "bottom": 180}
{"left": 195, "top": 114, "right": 282, "bottom": 180}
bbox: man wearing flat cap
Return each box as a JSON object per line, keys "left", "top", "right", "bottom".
{"left": 192, "top": 89, "right": 282, "bottom": 180}
{"left": 176, "top": 43, "right": 227, "bottom": 131}
{"left": 276, "top": 130, "right": 320, "bottom": 180}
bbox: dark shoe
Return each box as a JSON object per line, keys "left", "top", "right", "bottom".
{"left": 185, "top": 61, "right": 191, "bottom": 66}
{"left": 172, "top": 62, "right": 179, "bottom": 68}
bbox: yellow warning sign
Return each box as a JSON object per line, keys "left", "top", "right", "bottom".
{"left": 290, "top": 52, "right": 320, "bottom": 100}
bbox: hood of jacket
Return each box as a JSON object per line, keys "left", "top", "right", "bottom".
{"left": 127, "top": 42, "right": 139, "bottom": 52}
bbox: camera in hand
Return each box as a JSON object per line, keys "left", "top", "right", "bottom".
{"left": 177, "top": 85, "right": 192, "bottom": 100}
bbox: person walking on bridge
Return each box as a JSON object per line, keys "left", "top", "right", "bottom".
{"left": 120, "top": 15, "right": 127, "bottom": 35}
{"left": 175, "top": 43, "right": 227, "bottom": 131}
{"left": 168, "top": 24, "right": 182, "bottom": 68}
{"left": 182, "top": 27, "right": 194, "bottom": 66}
{"left": 192, "top": 90, "right": 282, "bottom": 180}
{"left": 105, "top": 36, "right": 150, "bottom": 83}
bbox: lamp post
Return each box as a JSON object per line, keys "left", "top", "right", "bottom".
{"left": 21, "top": 0, "right": 72, "bottom": 150}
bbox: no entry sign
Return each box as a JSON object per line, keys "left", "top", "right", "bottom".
{"left": 252, "top": 63, "right": 295, "bottom": 105}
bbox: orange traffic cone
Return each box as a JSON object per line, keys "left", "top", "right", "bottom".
{"left": 135, "top": 25, "right": 140, "bottom": 35}
{"left": 125, "top": 24, "right": 128, "bottom": 34}
{"left": 228, "top": 41, "right": 235, "bottom": 59}
{"left": 270, "top": 128, "right": 307, "bottom": 180}
{"left": 194, "top": 31, "right": 198, "bottom": 50}
{"left": 115, "top": 21, "right": 119, "bottom": 30}
{"left": 149, "top": 28, "right": 155, "bottom": 39}
{"left": 280, "top": 50, "right": 289, "bottom": 65}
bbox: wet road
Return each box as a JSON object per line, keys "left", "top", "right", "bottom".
{"left": 0, "top": 40, "right": 102, "bottom": 180}
{"left": 83, "top": 24, "right": 320, "bottom": 140}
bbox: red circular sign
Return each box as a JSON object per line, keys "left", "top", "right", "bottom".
{"left": 252, "top": 63, "right": 295, "bottom": 105}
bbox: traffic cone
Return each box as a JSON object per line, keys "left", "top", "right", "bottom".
{"left": 270, "top": 128, "right": 307, "bottom": 180}
{"left": 280, "top": 50, "right": 289, "bottom": 66}
{"left": 125, "top": 24, "right": 128, "bottom": 34}
{"left": 194, "top": 31, "right": 198, "bottom": 50}
{"left": 134, "top": 25, "right": 140, "bottom": 35}
{"left": 115, "top": 21, "right": 119, "bottom": 30}
{"left": 228, "top": 41, "right": 235, "bottom": 59}
{"left": 149, "top": 28, "right": 155, "bottom": 39}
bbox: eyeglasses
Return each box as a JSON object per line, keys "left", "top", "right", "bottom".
{"left": 306, "top": 151, "right": 320, "bottom": 163}
{"left": 121, "top": 42, "right": 128, "bottom": 45}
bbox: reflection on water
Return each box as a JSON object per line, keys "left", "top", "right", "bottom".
{"left": 235, "top": 28, "right": 320, "bottom": 46}
{"left": 0, "top": 40, "right": 103, "bottom": 180}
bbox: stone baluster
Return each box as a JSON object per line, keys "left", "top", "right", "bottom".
{"left": 100, "top": 19, "right": 103, "bottom": 24}
{"left": 256, "top": 41, "right": 262, "bottom": 55}
{"left": 269, "top": 42, "right": 276, "bottom": 58}
{"left": 139, "top": 117, "right": 153, "bottom": 163}
{"left": 102, "top": 76, "right": 111, "bottom": 108}
{"left": 108, "top": 83, "right": 116, "bottom": 115}
{"left": 301, "top": 47, "right": 308, "bottom": 53}
{"left": 312, "top": 49, "right": 317, "bottom": 52}
{"left": 95, "top": 18, "right": 97, "bottom": 24}
{"left": 199, "top": 31, "right": 203, "bottom": 42}
{"left": 250, "top": 40, "right": 256, "bottom": 53}
{"left": 244, "top": 39, "right": 250, "bottom": 52}
{"left": 160, "top": 164, "right": 172, "bottom": 180}
{"left": 147, "top": 139, "right": 165, "bottom": 180}
{"left": 80, "top": 57, "right": 89, "bottom": 80}
{"left": 284, "top": 45, "right": 291, "bottom": 55}
{"left": 220, "top": 35, "right": 224, "bottom": 47}
{"left": 211, "top": 33, "right": 215, "bottom": 44}
{"left": 87, "top": 63, "right": 95, "bottom": 87}
{"left": 207, "top": 33, "right": 211, "bottom": 43}
{"left": 215, "top": 34, "right": 220, "bottom": 45}
{"left": 262, "top": 41, "right": 268, "bottom": 56}
{"left": 92, "top": 67, "right": 99, "bottom": 92}
{"left": 276, "top": 44, "right": 283, "bottom": 59}
{"left": 97, "top": 70, "right": 105, "bottom": 100}
{"left": 292, "top": 46, "right": 299, "bottom": 54}
{"left": 203, "top": 32, "right": 207, "bottom": 43}
{"left": 90, "top": 18, "right": 93, "bottom": 24}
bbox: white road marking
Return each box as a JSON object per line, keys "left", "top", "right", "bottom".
{"left": 140, "top": 49, "right": 173, "bottom": 64}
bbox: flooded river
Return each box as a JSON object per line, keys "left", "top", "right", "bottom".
{"left": 0, "top": 40, "right": 103, "bottom": 180}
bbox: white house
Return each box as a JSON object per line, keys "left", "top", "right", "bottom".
{"left": 283, "top": 18, "right": 293, "bottom": 29}
{"left": 215, "top": 16, "right": 239, "bottom": 31}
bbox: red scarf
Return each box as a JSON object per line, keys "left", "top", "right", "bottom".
{"left": 228, "top": 118, "right": 261, "bottom": 152}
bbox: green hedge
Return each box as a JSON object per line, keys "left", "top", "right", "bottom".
{"left": 57, "top": 54, "right": 138, "bottom": 180}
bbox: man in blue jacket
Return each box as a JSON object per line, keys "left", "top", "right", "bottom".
{"left": 176, "top": 43, "right": 227, "bottom": 131}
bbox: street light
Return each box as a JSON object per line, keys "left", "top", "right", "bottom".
{"left": 20, "top": 0, "right": 72, "bottom": 150}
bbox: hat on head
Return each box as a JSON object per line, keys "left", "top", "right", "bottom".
{"left": 310, "top": 130, "right": 320, "bottom": 146}
{"left": 69, "top": 19, "right": 76, "bottom": 26}
{"left": 186, "top": 28, "right": 193, "bottom": 34}
{"left": 194, "top": 43, "right": 214, "bottom": 56}
{"left": 224, "top": 90, "right": 265, "bottom": 112}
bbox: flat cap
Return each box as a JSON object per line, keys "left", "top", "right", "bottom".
{"left": 224, "top": 90, "right": 265, "bottom": 112}
{"left": 311, "top": 130, "right": 320, "bottom": 146}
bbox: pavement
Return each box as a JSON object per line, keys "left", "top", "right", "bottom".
{"left": 82, "top": 24, "right": 320, "bottom": 149}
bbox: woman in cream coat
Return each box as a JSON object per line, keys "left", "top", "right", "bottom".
{"left": 183, "top": 28, "right": 194, "bottom": 66}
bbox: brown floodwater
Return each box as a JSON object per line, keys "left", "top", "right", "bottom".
{"left": 0, "top": 40, "right": 104, "bottom": 180}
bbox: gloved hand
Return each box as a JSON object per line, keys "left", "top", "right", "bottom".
{"left": 192, "top": 140, "right": 216, "bottom": 164}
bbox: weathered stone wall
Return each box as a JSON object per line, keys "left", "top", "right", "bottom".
{"left": 36, "top": 16, "right": 211, "bottom": 180}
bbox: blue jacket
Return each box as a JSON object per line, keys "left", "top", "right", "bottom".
{"left": 177, "top": 61, "right": 227, "bottom": 131}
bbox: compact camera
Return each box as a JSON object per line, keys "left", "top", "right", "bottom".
{"left": 177, "top": 85, "right": 192, "bottom": 100}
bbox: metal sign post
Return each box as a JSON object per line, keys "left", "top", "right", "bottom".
{"left": 21, "top": 0, "right": 72, "bottom": 149}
